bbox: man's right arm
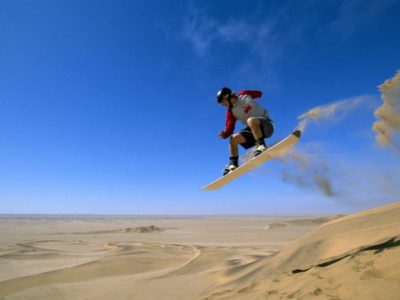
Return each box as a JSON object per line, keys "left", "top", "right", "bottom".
{"left": 219, "top": 108, "right": 236, "bottom": 139}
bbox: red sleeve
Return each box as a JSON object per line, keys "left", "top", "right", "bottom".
{"left": 220, "top": 108, "right": 236, "bottom": 139}
{"left": 237, "top": 90, "right": 262, "bottom": 99}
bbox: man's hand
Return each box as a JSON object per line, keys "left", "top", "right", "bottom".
{"left": 218, "top": 130, "right": 226, "bottom": 139}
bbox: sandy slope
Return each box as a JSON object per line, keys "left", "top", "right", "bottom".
{"left": 204, "top": 201, "right": 400, "bottom": 299}
{"left": 0, "top": 202, "right": 399, "bottom": 300}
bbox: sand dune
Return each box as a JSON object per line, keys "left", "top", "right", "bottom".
{"left": 204, "top": 201, "right": 400, "bottom": 299}
{"left": 265, "top": 215, "right": 344, "bottom": 229}
{"left": 58, "top": 224, "right": 165, "bottom": 235}
{"left": 1, "top": 203, "right": 399, "bottom": 299}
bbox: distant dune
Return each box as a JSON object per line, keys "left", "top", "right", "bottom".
{"left": 0, "top": 202, "right": 399, "bottom": 299}
{"left": 123, "top": 225, "right": 164, "bottom": 233}
{"left": 57, "top": 225, "right": 164, "bottom": 235}
{"left": 265, "top": 215, "right": 344, "bottom": 229}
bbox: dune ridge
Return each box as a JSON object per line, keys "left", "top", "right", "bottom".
{"left": 55, "top": 224, "right": 165, "bottom": 235}
{"left": 265, "top": 215, "right": 344, "bottom": 230}
{"left": 203, "top": 201, "right": 400, "bottom": 299}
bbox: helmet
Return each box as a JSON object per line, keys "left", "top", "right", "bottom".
{"left": 216, "top": 87, "right": 232, "bottom": 103}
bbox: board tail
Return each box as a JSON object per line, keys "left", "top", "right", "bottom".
{"left": 293, "top": 130, "right": 301, "bottom": 138}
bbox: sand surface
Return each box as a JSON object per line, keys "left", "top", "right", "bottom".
{"left": 0, "top": 202, "right": 399, "bottom": 299}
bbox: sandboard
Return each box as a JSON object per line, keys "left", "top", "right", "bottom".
{"left": 201, "top": 130, "right": 301, "bottom": 191}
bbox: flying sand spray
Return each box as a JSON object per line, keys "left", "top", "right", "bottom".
{"left": 282, "top": 70, "right": 400, "bottom": 196}
{"left": 373, "top": 70, "right": 400, "bottom": 154}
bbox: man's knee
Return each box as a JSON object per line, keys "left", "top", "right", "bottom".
{"left": 247, "top": 117, "right": 259, "bottom": 127}
{"left": 230, "top": 134, "right": 242, "bottom": 145}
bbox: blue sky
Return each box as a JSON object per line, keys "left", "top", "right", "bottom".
{"left": 1, "top": 0, "right": 399, "bottom": 215}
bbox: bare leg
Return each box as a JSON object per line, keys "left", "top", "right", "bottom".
{"left": 247, "top": 117, "right": 263, "bottom": 140}
{"left": 229, "top": 133, "right": 246, "bottom": 157}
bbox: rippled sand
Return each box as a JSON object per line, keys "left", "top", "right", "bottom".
{"left": 1, "top": 202, "right": 399, "bottom": 299}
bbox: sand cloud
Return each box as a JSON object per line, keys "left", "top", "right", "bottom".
{"left": 280, "top": 95, "right": 373, "bottom": 197}
{"left": 297, "top": 95, "right": 372, "bottom": 132}
{"left": 373, "top": 70, "right": 400, "bottom": 153}
{"left": 280, "top": 148, "right": 335, "bottom": 197}
{"left": 282, "top": 71, "right": 400, "bottom": 199}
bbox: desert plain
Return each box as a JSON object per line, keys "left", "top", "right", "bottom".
{"left": 0, "top": 201, "right": 399, "bottom": 300}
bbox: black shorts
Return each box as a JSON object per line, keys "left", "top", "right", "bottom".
{"left": 239, "top": 117, "right": 274, "bottom": 149}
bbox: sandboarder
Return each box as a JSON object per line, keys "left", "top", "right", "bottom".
{"left": 216, "top": 87, "right": 274, "bottom": 176}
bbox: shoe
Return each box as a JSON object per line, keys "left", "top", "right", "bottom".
{"left": 222, "top": 164, "right": 237, "bottom": 176}
{"left": 254, "top": 144, "right": 267, "bottom": 157}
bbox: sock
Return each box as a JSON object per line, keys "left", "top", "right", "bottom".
{"left": 229, "top": 156, "right": 239, "bottom": 166}
{"left": 256, "top": 138, "right": 265, "bottom": 146}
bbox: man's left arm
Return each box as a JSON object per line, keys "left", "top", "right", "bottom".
{"left": 237, "top": 90, "right": 262, "bottom": 99}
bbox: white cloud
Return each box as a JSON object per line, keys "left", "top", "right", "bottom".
{"left": 181, "top": 1, "right": 398, "bottom": 57}
{"left": 217, "top": 21, "right": 254, "bottom": 43}
{"left": 179, "top": 5, "right": 280, "bottom": 87}
{"left": 178, "top": 1, "right": 398, "bottom": 87}
{"left": 181, "top": 7, "right": 218, "bottom": 57}
{"left": 180, "top": 5, "right": 277, "bottom": 59}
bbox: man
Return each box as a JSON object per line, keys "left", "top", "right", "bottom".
{"left": 216, "top": 87, "right": 274, "bottom": 176}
